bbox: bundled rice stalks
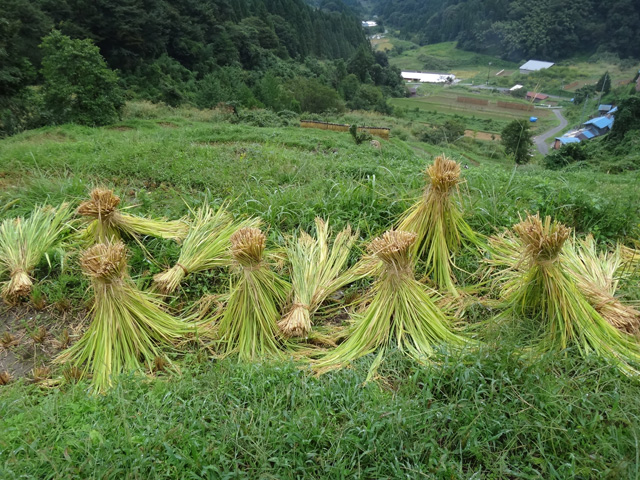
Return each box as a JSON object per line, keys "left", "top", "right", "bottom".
{"left": 315, "top": 230, "right": 469, "bottom": 379}
{"left": 486, "top": 230, "right": 640, "bottom": 334}
{"left": 563, "top": 236, "right": 639, "bottom": 334}
{"left": 78, "top": 188, "right": 188, "bottom": 243}
{"left": 153, "top": 205, "right": 259, "bottom": 293}
{"left": 0, "top": 204, "right": 73, "bottom": 302}
{"left": 279, "top": 218, "right": 359, "bottom": 338}
{"left": 55, "top": 241, "right": 197, "bottom": 392}
{"left": 620, "top": 245, "right": 640, "bottom": 270}
{"left": 494, "top": 214, "right": 640, "bottom": 373}
{"left": 215, "top": 228, "right": 290, "bottom": 360}
{"left": 397, "top": 155, "right": 480, "bottom": 296}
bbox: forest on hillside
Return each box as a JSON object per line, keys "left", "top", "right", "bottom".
{"left": 373, "top": 0, "right": 640, "bottom": 61}
{"left": 1, "top": 0, "right": 404, "bottom": 136}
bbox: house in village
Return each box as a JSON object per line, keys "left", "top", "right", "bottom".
{"left": 553, "top": 109, "right": 616, "bottom": 150}
{"left": 526, "top": 92, "right": 549, "bottom": 102}
{"left": 519, "top": 60, "right": 554, "bottom": 74}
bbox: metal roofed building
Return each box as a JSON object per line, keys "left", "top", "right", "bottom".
{"left": 583, "top": 116, "right": 614, "bottom": 135}
{"left": 401, "top": 71, "right": 456, "bottom": 83}
{"left": 519, "top": 60, "right": 555, "bottom": 74}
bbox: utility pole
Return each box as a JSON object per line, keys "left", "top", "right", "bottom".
{"left": 486, "top": 62, "right": 492, "bottom": 85}
{"left": 579, "top": 94, "right": 589, "bottom": 127}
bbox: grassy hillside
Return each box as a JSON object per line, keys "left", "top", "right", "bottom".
{"left": 1, "top": 105, "right": 640, "bottom": 479}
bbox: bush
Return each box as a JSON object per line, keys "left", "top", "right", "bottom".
{"left": 544, "top": 142, "right": 590, "bottom": 170}
{"left": 40, "top": 31, "right": 124, "bottom": 126}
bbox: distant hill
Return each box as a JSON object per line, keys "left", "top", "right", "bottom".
{"left": 370, "top": 0, "right": 640, "bottom": 61}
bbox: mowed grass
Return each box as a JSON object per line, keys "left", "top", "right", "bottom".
{"left": 389, "top": 41, "right": 517, "bottom": 77}
{"left": 2, "top": 348, "right": 640, "bottom": 479}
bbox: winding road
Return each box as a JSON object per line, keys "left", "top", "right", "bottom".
{"left": 533, "top": 109, "right": 568, "bottom": 155}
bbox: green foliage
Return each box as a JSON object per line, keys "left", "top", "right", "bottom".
{"left": 501, "top": 119, "right": 533, "bottom": 164}
{"left": 608, "top": 95, "right": 640, "bottom": 142}
{"left": 348, "top": 124, "right": 372, "bottom": 144}
{"left": 544, "top": 142, "right": 591, "bottom": 170}
{"left": 40, "top": 31, "right": 124, "bottom": 126}
{"left": 596, "top": 71, "right": 612, "bottom": 95}
{"left": 288, "top": 77, "right": 345, "bottom": 113}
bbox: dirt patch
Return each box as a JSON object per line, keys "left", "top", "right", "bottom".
{"left": 465, "top": 130, "right": 500, "bottom": 141}
{"left": 0, "top": 304, "right": 84, "bottom": 380}
{"left": 108, "top": 125, "right": 134, "bottom": 131}
{"left": 22, "top": 132, "right": 73, "bottom": 144}
{"left": 157, "top": 122, "right": 179, "bottom": 128}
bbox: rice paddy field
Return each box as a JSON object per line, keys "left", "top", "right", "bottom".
{"left": 2, "top": 104, "right": 640, "bottom": 479}
{"left": 389, "top": 86, "right": 558, "bottom": 135}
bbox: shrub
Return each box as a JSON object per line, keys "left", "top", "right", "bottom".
{"left": 40, "top": 31, "right": 124, "bottom": 126}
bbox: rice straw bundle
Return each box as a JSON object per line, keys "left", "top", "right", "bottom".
{"left": 563, "top": 236, "right": 639, "bottom": 334}
{"left": 55, "top": 241, "right": 196, "bottom": 392}
{"left": 215, "top": 228, "right": 290, "bottom": 360}
{"left": 486, "top": 229, "right": 640, "bottom": 334}
{"left": 0, "top": 204, "right": 73, "bottom": 302}
{"left": 153, "top": 205, "right": 259, "bottom": 293}
{"left": 78, "top": 188, "right": 188, "bottom": 243}
{"left": 494, "top": 214, "right": 640, "bottom": 374}
{"left": 397, "top": 155, "right": 479, "bottom": 296}
{"left": 279, "top": 218, "right": 359, "bottom": 338}
{"left": 315, "top": 230, "right": 469, "bottom": 379}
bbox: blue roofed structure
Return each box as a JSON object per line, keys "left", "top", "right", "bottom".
{"left": 553, "top": 136, "right": 581, "bottom": 149}
{"left": 598, "top": 104, "right": 612, "bottom": 114}
{"left": 579, "top": 129, "right": 596, "bottom": 139}
{"left": 583, "top": 116, "right": 614, "bottom": 134}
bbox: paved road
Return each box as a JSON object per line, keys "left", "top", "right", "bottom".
{"left": 534, "top": 109, "right": 568, "bottom": 155}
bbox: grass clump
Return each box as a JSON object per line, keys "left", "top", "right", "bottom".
{"left": 397, "top": 154, "right": 480, "bottom": 296}
{"left": 0, "top": 203, "right": 72, "bottom": 302}
{"left": 279, "top": 218, "right": 358, "bottom": 338}
{"left": 153, "top": 204, "right": 258, "bottom": 294}
{"left": 55, "top": 241, "right": 197, "bottom": 393}
{"left": 215, "top": 227, "right": 290, "bottom": 360}
{"left": 315, "top": 230, "right": 470, "bottom": 379}
{"left": 78, "top": 188, "right": 188, "bottom": 243}
{"left": 491, "top": 214, "right": 640, "bottom": 374}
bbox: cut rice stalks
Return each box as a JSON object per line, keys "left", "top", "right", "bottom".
{"left": 55, "top": 241, "right": 198, "bottom": 393}
{"left": 153, "top": 204, "right": 260, "bottom": 294}
{"left": 78, "top": 188, "right": 188, "bottom": 243}
{"left": 279, "top": 218, "right": 359, "bottom": 338}
{"left": 0, "top": 204, "right": 73, "bottom": 302}
{"left": 486, "top": 228, "right": 640, "bottom": 334}
{"left": 396, "top": 154, "right": 481, "bottom": 297}
{"left": 315, "top": 230, "right": 470, "bottom": 380}
{"left": 492, "top": 214, "right": 640, "bottom": 374}
{"left": 214, "top": 228, "right": 290, "bottom": 360}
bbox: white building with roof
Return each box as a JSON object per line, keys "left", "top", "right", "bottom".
{"left": 401, "top": 71, "right": 455, "bottom": 83}
{"left": 519, "top": 60, "right": 554, "bottom": 74}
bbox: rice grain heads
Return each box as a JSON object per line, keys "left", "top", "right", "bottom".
{"left": 397, "top": 155, "right": 479, "bottom": 296}
{"left": 55, "top": 241, "right": 197, "bottom": 392}
{"left": 0, "top": 204, "right": 73, "bottom": 302}
{"left": 215, "top": 228, "right": 290, "bottom": 360}
{"left": 493, "top": 214, "right": 640, "bottom": 374}
{"left": 315, "top": 230, "right": 470, "bottom": 379}
{"left": 78, "top": 188, "right": 188, "bottom": 243}
{"left": 279, "top": 218, "right": 358, "bottom": 338}
{"left": 153, "top": 205, "right": 259, "bottom": 294}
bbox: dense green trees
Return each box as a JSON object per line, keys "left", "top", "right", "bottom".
{"left": 374, "top": 0, "right": 640, "bottom": 61}
{"left": 41, "top": 31, "right": 124, "bottom": 126}
{"left": 501, "top": 119, "right": 534, "bottom": 164}
{"left": 1, "top": 0, "right": 403, "bottom": 135}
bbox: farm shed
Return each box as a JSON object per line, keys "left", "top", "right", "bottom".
{"left": 526, "top": 92, "right": 549, "bottom": 102}
{"left": 583, "top": 116, "right": 614, "bottom": 136}
{"left": 519, "top": 60, "right": 554, "bottom": 74}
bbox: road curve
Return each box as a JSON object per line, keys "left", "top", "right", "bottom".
{"left": 534, "top": 109, "right": 568, "bottom": 155}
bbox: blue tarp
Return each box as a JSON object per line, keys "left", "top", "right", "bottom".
{"left": 529, "top": 116, "right": 538, "bottom": 122}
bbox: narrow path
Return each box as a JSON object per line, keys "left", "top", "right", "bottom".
{"left": 534, "top": 109, "right": 568, "bottom": 155}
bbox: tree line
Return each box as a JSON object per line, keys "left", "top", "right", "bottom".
{"left": 373, "top": 0, "right": 640, "bottom": 61}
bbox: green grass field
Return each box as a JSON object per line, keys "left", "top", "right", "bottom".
{"left": 1, "top": 104, "right": 640, "bottom": 478}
